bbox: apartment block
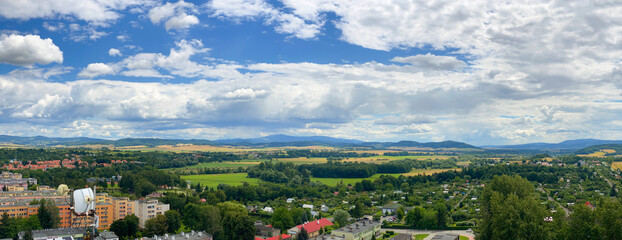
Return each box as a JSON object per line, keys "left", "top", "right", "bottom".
{"left": 134, "top": 199, "right": 170, "bottom": 227}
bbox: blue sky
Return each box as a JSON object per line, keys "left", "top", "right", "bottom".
{"left": 0, "top": 0, "right": 621, "bottom": 145}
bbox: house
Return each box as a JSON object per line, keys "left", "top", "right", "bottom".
{"left": 255, "top": 234, "right": 291, "bottom": 240}
{"left": 95, "top": 231, "right": 119, "bottom": 240}
{"left": 321, "top": 205, "right": 329, "bottom": 212}
{"left": 302, "top": 204, "right": 314, "bottom": 210}
{"left": 330, "top": 219, "right": 381, "bottom": 240}
{"left": 263, "top": 207, "right": 274, "bottom": 214}
{"left": 288, "top": 218, "right": 334, "bottom": 239}
{"left": 286, "top": 198, "right": 295, "bottom": 203}
{"left": 255, "top": 221, "right": 280, "bottom": 238}
{"left": 140, "top": 231, "right": 213, "bottom": 240}
{"left": 391, "top": 234, "right": 412, "bottom": 240}
{"left": 381, "top": 204, "right": 401, "bottom": 215}
{"left": 312, "top": 235, "right": 345, "bottom": 240}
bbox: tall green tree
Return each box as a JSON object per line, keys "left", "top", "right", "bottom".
{"left": 396, "top": 206, "right": 405, "bottom": 221}
{"left": 221, "top": 211, "right": 255, "bottom": 240}
{"left": 434, "top": 203, "right": 447, "bottom": 227}
{"left": 38, "top": 199, "right": 60, "bottom": 229}
{"left": 271, "top": 207, "right": 294, "bottom": 231}
{"left": 405, "top": 207, "right": 423, "bottom": 227}
{"left": 333, "top": 210, "right": 350, "bottom": 228}
{"left": 145, "top": 214, "right": 168, "bottom": 236}
{"left": 351, "top": 201, "right": 364, "bottom": 219}
{"left": 164, "top": 210, "right": 181, "bottom": 233}
{"left": 596, "top": 198, "right": 622, "bottom": 239}
{"left": 110, "top": 214, "right": 139, "bottom": 239}
{"left": 568, "top": 204, "right": 601, "bottom": 239}
{"left": 298, "top": 227, "right": 309, "bottom": 240}
{"left": 478, "top": 175, "right": 548, "bottom": 240}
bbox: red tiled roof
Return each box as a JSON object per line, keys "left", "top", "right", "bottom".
{"left": 295, "top": 218, "right": 333, "bottom": 233}
{"left": 255, "top": 234, "right": 291, "bottom": 240}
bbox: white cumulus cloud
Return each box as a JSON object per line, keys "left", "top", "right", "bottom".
{"left": 108, "top": 48, "right": 122, "bottom": 57}
{"left": 78, "top": 63, "right": 114, "bottom": 78}
{"left": 0, "top": 34, "right": 63, "bottom": 66}
{"left": 148, "top": 0, "right": 199, "bottom": 31}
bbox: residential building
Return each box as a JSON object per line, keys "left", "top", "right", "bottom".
{"left": 111, "top": 196, "right": 134, "bottom": 221}
{"left": 255, "top": 221, "right": 280, "bottom": 238}
{"left": 140, "top": 231, "right": 212, "bottom": 240}
{"left": 330, "top": 219, "right": 381, "bottom": 240}
{"left": 0, "top": 172, "right": 37, "bottom": 191}
{"left": 312, "top": 235, "right": 344, "bottom": 240}
{"left": 391, "top": 234, "right": 412, "bottom": 240}
{"left": 262, "top": 207, "right": 274, "bottom": 214}
{"left": 255, "top": 234, "right": 291, "bottom": 240}
{"left": 19, "top": 228, "right": 86, "bottom": 240}
{"left": 381, "top": 204, "right": 401, "bottom": 215}
{"left": 302, "top": 204, "right": 314, "bottom": 210}
{"left": 134, "top": 199, "right": 170, "bottom": 227}
{"left": 94, "top": 231, "right": 119, "bottom": 240}
{"left": 288, "top": 218, "right": 333, "bottom": 239}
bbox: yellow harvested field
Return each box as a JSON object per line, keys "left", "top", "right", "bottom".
{"left": 602, "top": 149, "right": 616, "bottom": 154}
{"left": 612, "top": 162, "right": 622, "bottom": 170}
{"left": 402, "top": 168, "right": 461, "bottom": 176}
{"left": 578, "top": 151, "right": 607, "bottom": 157}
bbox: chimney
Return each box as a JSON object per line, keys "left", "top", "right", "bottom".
{"left": 317, "top": 220, "right": 320, "bottom": 224}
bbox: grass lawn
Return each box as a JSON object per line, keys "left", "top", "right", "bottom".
{"left": 459, "top": 236, "right": 469, "bottom": 240}
{"left": 414, "top": 234, "right": 429, "bottom": 240}
{"left": 181, "top": 173, "right": 260, "bottom": 188}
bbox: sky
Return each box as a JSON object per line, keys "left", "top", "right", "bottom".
{"left": 0, "top": 0, "right": 621, "bottom": 145}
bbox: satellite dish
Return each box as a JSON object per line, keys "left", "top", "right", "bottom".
{"left": 71, "top": 188, "right": 95, "bottom": 215}
{"left": 57, "top": 184, "right": 70, "bottom": 196}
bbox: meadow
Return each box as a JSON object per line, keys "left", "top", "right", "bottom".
{"left": 181, "top": 173, "right": 261, "bottom": 188}
{"left": 181, "top": 168, "right": 462, "bottom": 188}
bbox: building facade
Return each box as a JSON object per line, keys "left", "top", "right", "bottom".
{"left": 134, "top": 199, "right": 170, "bottom": 227}
{"left": 330, "top": 220, "right": 381, "bottom": 240}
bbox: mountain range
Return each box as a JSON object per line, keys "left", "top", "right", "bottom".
{"left": 0, "top": 134, "right": 478, "bottom": 149}
{"left": 0, "top": 135, "right": 619, "bottom": 151}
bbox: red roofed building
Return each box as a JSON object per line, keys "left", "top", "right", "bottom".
{"left": 291, "top": 218, "right": 333, "bottom": 238}
{"left": 255, "top": 234, "right": 290, "bottom": 240}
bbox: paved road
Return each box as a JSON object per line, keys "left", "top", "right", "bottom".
{"left": 454, "top": 186, "right": 474, "bottom": 209}
{"left": 382, "top": 228, "right": 474, "bottom": 240}
{"left": 537, "top": 185, "right": 570, "bottom": 216}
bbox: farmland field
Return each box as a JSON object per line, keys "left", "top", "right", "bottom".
{"left": 612, "top": 162, "right": 622, "bottom": 170}
{"left": 181, "top": 173, "right": 260, "bottom": 188}
{"left": 172, "top": 161, "right": 263, "bottom": 170}
{"left": 181, "top": 167, "right": 461, "bottom": 188}
{"left": 275, "top": 157, "right": 328, "bottom": 164}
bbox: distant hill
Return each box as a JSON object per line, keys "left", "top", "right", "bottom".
{"left": 357, "top": 140, "right": 479, "bottom": 149}
{"left": 485, "top": 139, "right": 622, "bottom": 150}
{"left": 576, "top": 144, "right": 622, "bottom": 155}
{"left": 0, "top": 135, "right": 103, "bottom": 146}
{"left": 87, "top": 138, "right": 216, "bottom": 147}
{"left": 215, "top": 134, "right": 363, "bottom": 145}
{"left": 0, "top": 134, "right": 479, "bottom": 149}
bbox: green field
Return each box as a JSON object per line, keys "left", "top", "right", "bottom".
{"left": 309, "top": 173, "right": 401, "bottom": 186}
{"left": 171, "top": 161, "right": 262, "bottom": 170}
{"left": 181, "top": 173, "right": 260, "bottom": 188}
{"left": 182, "top": 167, "right": 459, "bottom": 188}
{"left": 459, "top": 236, "right": 469, "bottom": 240}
